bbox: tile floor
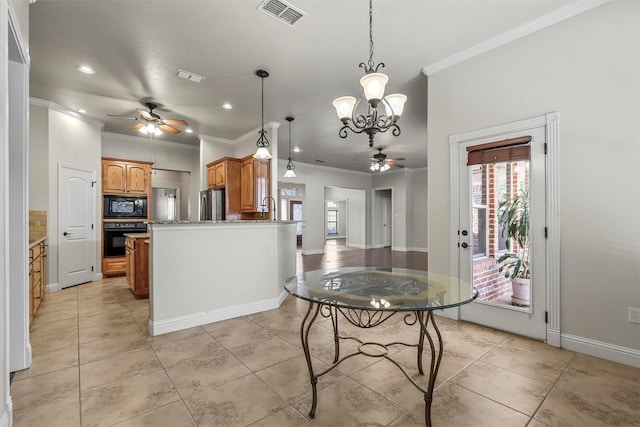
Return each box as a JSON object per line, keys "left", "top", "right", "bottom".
{"left": 11, "top": 246, "right": 640, "bottom": 426}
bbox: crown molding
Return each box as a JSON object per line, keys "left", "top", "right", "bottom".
{"left": 102, "top": 131, "right": 199, "bottom": 151}
{"left": 30, "top": 97, "right": 105, "bottom": 129}
{"left": 422, "top": 0, "right": 612, "bottom": 76}
{"left": 198, "top": 134, "right": 235, "bottom": 145}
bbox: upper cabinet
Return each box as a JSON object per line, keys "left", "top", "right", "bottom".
{"left": 102, "top": 158, "right": 152, "bottom": 195}
{"left": 207, "top": 157, "right": 238, "bottom": 189}
{"left": 240, "top": 155, "right": 270, "bottom": 213}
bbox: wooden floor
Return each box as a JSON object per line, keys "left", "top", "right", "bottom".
{"left": 297, "top": 238, "right": 428, "bottom": 273}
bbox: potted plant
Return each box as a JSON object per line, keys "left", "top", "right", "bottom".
{"left": 497, "top": 189, "right": 530, "bottom": 306}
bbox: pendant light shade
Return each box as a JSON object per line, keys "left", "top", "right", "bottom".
{"left": 360, "top": 72, "right": 388, "bottom": 103}
{"left": 253, "top": 69, "right": 272, "bottom": 159}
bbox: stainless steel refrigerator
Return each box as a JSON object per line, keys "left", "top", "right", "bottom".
{"left": 199, "top": 188, "right": 225, "bottom": 221}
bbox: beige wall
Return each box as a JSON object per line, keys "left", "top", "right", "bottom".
{"left": 427, "top": 1, "right": 640, "bottom": 350}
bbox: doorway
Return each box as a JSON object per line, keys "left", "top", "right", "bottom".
{"left": 372, "top": 188, "right": 393, "bottom": 248}
{"left": 58, "top": 163, "right": 97, "bottom": 288}
{"left": 450, "top": 113, "right": 560, "bottom": 343}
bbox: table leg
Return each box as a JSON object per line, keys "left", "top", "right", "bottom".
{"left": 329, "top": 306, "right": 340, "bottom": 363}
{"left": 417, "top": 311, "right": 425, "bottom": 375}
{"left": 300, "top": 301, "right": 321, "bottom": 418}
{"left": 417, "top": 310, "right": 444, "bottom": 427}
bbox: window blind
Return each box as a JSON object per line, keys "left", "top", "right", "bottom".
{"left": 466, "top": 136, "right": 531, "bottom": 166}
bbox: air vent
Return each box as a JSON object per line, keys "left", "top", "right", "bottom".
{"left": 257, "top": 0, "right": 306, "bottom": 27}
{"left": 175, "top": 68, "right": 206, "bottom": 83}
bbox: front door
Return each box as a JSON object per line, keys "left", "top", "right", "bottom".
{"left": 59, "top": 163, "right": 96, "bottom": 288}
{"left": 457, "top": 126, "right": 547, "bottom": 340}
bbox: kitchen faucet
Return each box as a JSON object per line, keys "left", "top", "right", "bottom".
{"left": 261, "top": 196, "right": 277, "bottom": 221}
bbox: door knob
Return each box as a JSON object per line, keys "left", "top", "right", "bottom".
{"left": 63, "top": 231, "right": 73, "bottom": 236}
{"left": 461, "top": 242, "right": 469, "bottom": 249}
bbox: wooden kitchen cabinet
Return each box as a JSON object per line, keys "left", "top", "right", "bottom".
{"left": 125, "top": 234, "right": 149, "bottom": 298}
{"left": 102, "top": 158, "right": 152, "bottom": 195}
{"left": 103, "top": 257, "right": 126, "bottom": 277}
{"left": 207, "top": 157, "right": 241, "bottom": 189}
{"left": 240, "top": 155, "right": 270, "bottom": 213}
{"left": 29, "top": 238, "right": 47, "bottom": 327}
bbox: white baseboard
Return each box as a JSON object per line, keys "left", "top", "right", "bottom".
{"left": 546, "top": 327, "right": 561, "bottom": 347}
{"left": 45, "top": 282, "right": 60, "bottom": 293}
{"left": 408, "top": 247, "right": 428, "bottom": 253}
{"left": 95, "top": 273, "right": 103, "bottom": 281}
{"left": 348, "top": 243, "right": 366, "bottom": 249}
{"left": 1, "top": 399, "right": 12, "bottom": 427}
{"left": 149, "top": 290, "right": 289, "bottom": 336}
{"left": 561, "top": 333, "right": 640, "bottom": 368}
{"left": 301, "top": 249, "right": 324, "bottom": 255}
{"left": 392, "top": 246, "right": 409, "bottom": 252}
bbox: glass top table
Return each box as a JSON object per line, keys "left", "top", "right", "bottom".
{"left": 284, "top": 267, "right": 478, "bottom": 427}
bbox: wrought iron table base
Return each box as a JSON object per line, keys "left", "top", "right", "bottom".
{"left": 300, "top": 301, "right": 443, "bottom": 427}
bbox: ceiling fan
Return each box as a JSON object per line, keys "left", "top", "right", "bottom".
{"left": 370, "top": 147, "right": 405, "bottom": 171}
{"left": 108, "top": 102, "right": 189, "bottom": 135}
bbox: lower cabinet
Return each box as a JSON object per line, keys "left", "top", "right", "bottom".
{"left": 29, "top": 238, "right": 47, "bottom": 327}
{"left": 125, "top": 235, "right": 149, "bottom": 298}
{"left": 103, "top": 257, "right": 126, "bottom": 277}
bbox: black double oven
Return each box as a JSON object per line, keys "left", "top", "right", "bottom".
{"left": 103, "top": 195, "right": 148, "bottom": 258}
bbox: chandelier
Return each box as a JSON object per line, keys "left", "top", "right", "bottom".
{"left": 253, "top": 69, "right": 272, "bottom": 159}
{"left": 284, "top": 117, "right": 296, "bottom": 178}
{"left": 332, "top": 0, "right": 407, "bottom": 148}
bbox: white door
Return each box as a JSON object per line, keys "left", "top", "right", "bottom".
{"left": 457, "top": 126, "right": 547, "bottom": 340}
{"left": 382, "top": 195, "right": 392, "bottom": 247}
{"left": 59, "top": 163, "right": 96, "bottom": 288}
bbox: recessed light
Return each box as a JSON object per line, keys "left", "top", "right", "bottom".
{"left": 185, "top": 128, "right": 193, "bottom": 133}
{"left": 222, "top": 103, "right": 233, "bottom": 110}
{"left": 77, "top": 108, "right": 87, "bottom": 114}
{"left": 293, "top": 147, "right": 301, "bottom": 153}
{"left": 76, "top": 65, "right": 95, "bottom": 74}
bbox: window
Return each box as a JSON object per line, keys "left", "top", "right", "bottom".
{"left": 471, "top": 165, "right": 488, "bottom": 258}
{"left": 327, "top": 202, "right": 338, "bottom": 235}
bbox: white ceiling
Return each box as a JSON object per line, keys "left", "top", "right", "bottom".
{"left": 28, "top": 0, "right": 573, "bottom": 172}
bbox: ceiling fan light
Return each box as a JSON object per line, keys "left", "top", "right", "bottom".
{"left": 380, "top": 163, "right": 391, "bottom": 172}
{"left": 384, "top": 93, "right": 407, "bottom": 119}
{"left": 332, "top": 96, "right": 357, "bottom": 120}
{"left": 370, "top": 162, "right": 379, "bottom": 171}
{"left": 254, "top": 147, "right": 272, "bottom": 159}
{"left": 360, "top": 72, "right": 388, "bottom": 102}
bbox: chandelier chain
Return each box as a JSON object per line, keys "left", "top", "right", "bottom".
{"left": 368, "top": 0, "right": 374, "bottom": 70}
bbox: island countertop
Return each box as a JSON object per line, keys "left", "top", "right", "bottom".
{"left": 146, "top": 220, "right": 295, "bottom": 225}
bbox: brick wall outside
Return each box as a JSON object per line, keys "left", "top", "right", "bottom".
{"left": 473, "top": 257, "right": 512, "bottom": 301}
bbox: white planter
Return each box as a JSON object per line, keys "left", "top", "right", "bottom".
{"left": 511, "top": 277, "right": 530, "bottom": 307}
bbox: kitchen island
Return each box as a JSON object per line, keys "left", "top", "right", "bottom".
{"left": 147, "top": 220, "right": 297, "bottom": 336}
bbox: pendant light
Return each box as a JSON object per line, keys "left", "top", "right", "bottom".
{"left": 332, "top": 0, "right": 406, "bottom": 148}
{"left": 253, "top": 69, "right": 272, "bottom": 159}
{"left": 284, "top": 116, "right": 297, "bottom": 178}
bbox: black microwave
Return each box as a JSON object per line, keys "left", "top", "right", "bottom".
{"left": 103, "top": 196, "right": 148, "bottom": 218}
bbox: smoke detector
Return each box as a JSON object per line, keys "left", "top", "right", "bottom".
{"left": 257, "top": 0, "right": 306, "bottom": 27}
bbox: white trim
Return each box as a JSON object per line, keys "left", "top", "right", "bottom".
{"left": 561, "top": 333, "right": 640, "bottom": 368}
{"left": 102, "top": 131, "right": 198, "bottom": 151}
{"left": 45, "top": 282, "right": 60, "bottom": 293}
{"left": 392, "top": 246, "right": 409, "bottom": 252}
{"left": 408, "top": 247, "right": 428, "bottom": 253}
{"left": 7, "top": 2, "right": 29, "bottom": 66}
{"left": 0, "top": 400, "right": 11, "bottom": 427}
{"left": 545, "top": 113, "right": 561, "bottom": 347}
{"left": 148, "top": 291, "right": 288, "bottom": 336}
{"left": 301, "top": 249, "right": 324, "bottom": 255}
{"left": 30, "top": 97, "right": 105, "bottom": 129}
{"left": 422, "top": 0, "right": 612, "bottom": 76}
{"left": 198, "top": 134, "right": 235, "bottom": 145}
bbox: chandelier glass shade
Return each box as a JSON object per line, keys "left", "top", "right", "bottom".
{"left": 332, "top": 0, "right": 406, "bottom": 148}
{"left": 284, "top": 116, "right": 296, "bottom": 178}
{"left": 253, "top": 69, "right": 272, "bottom": 160}
{"left": 139, "top": 123, "right": 162, "bottom": 136}
{"left": 370, "top": 161, "right": 390, "bottom": 172}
